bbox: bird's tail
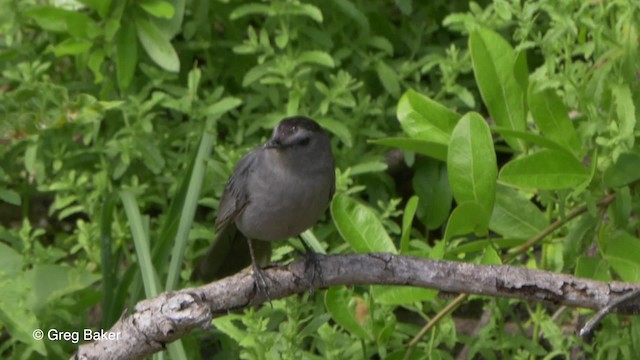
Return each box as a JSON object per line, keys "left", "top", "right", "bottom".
{"left": 192, "top": 225, "right": 272, "bottom": 282}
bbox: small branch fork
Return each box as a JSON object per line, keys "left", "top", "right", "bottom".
{"left": 74, "top": 253, "right": 640, "bottom": 360}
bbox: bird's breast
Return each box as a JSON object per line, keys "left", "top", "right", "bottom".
{"left": 235, "top": 161, "right": 333, "bottom": 241}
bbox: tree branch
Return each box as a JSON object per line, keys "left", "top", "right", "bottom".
{"left": 73, "top": 253, "right": 640, "bottom": 360}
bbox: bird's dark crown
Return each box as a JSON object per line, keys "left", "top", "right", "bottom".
{"left": 277, "top": 116, "right": 323, "bottom": 133}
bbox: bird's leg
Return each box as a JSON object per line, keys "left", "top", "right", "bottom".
{"left": 246, "top": 237, "right": 271, "bottom": 301}
{"left": 299, "top": 238, "right": 323, "bottom": 295}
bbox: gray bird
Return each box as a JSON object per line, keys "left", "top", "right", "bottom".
{"left": 193, "top": 116, "right": 335, "bottom": 289}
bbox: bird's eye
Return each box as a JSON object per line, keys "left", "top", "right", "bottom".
{"left": 299, "top": 137, "right": 310, "bottom": 146}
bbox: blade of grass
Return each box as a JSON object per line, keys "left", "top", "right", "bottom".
{"left": 165, "top": 131, "right": 215, "bottom": 290}
{"left": 99, "top": 193, "right": 118, "bottom": 328}
{"left": 120, "top": 190, "right": 160, "bottom": 297}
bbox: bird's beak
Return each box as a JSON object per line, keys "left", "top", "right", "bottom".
{"left": 264, "top": 137, "right": 282, "bottom": 149}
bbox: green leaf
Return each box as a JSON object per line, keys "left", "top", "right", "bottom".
{"left": 575, "top": 256, "right": 611, "bottom": 281}
{"left": 49, "top": 38, "right": 92, "bottom": 56}
{"left": 0, "top": 242, "right": 23, "bottom": 275}
{"left": 528, "top": 84, "right": 581, "bottom": 156}
{"left": 325, "top": 287, "right": 371, "bottom": 339}
{"left": 115, "top": 20, "right": 138, "bottom": 89}
{"left": 604, "top": 231, "right": 640, "bottom": 282}
{"left": 447, "top": 112, "right": 497, "bottom": 214}
{"left": 25, "top": 6, "right": 100, "bottom": 38}
{"left": 376, "top": 61, "right": 400, "bottom": 98}
{"left": 444, "top": 202, "right": 490, "bottom": 241}
{"left": 0, "top": 274, "right": 45, "bottom": 355}
{"left": 154, "top": 0, "right": 185, "bottom": 38}
{"left": 230, "top": 4, "right": 273, "bottom": 19}
{"left": 412, "top": 160, "right": 452, "bottom": 230}
{"left": 371, "top": 137, "right": 448, "bottom": 162}
{"left": 469, "top": 28, "right": 525, "bottom": 151}
{"left": 297, "top": 50, "right": 335, "bottom": 68}
{"left": 491, "top": 127, "right": 572, "bottom": 154}
{"left": 200, "top": 97, "right": 242, "bottom": 119}
{"left": 499, "top": 149, "right": 589, "bottom": 190}
{"left": 370, "top": 286, "right": 436, "bottom": 305}
{"left": 28, "top": 265, "right": 100, "bottom": 311}
{"left": 612, "top": 84, "right": 636, "bottom": 148}
{"left": 489, "top": 185, "right": 548, "bottom": 239}
{"left": 396, "top": 111, "right": 451, "bottom": 145}
{"left": 331, "top": 194, "right": 397, "bottom": 253}
{"left": 138, "top": 0, "right": 175, "bottom": 19}
{"left": 135, "top": 16, "right": 180, "bottom": 72}
{"left": 400, "top": 196, "right": 419, "bottom": 253}
{"left": 603, "top": 152, "right": 640, "bottom": 187}
{"left": 88, "top": 49, "right": 105, "bottom": 83}
{"left": 0, "top": 188, "right": 21, "bottom": 206}
{"left": 398, "top": 89, "right": 460, "bottom": 137}
{"left": 77, "top": 0, "right": 112, "bottom": 18}
{"left": 284, "top": 3, "right": 323, "bottom": 22}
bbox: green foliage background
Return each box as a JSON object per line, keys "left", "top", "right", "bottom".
{"left": 1, "top": 0, "right": 640, "bottom": 358}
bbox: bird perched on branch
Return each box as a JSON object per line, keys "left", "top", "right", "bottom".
{"left": 193, "top": 116, "right": 335, "bottom": 293}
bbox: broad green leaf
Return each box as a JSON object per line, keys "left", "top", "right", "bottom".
{"left": 138, "top": 0, "right": 175, "bottom": 19}
{"left": 396, "top": 112, "right": 451, "bottom": 145}
{"left": 447, "top": 112, "right": 497, "bottom": 213}
{"left": 153, "top": 0, "right": 186, "bottom": 38}
{"left": 370, "top": 137, "right": 448, "bottom": 162}
{"left": 25, "top": 6, "right": 100, "bottom": 38}
{"left": 376, "top": 61, "right": 400, "bottom": 98}
{"left": 563, "top": 215, "right": 597, "bottom": 269}
{"left": 50, "top": 38, "right": 92, "bottom": 56}
{"left": 612, "top": 84, "right": 636, "bottom": 148}
{"left": 331, "top": 194, "right": 396, "bottom": 253}
{"left": 470, "top": 28, "right": 525, "bottom": 151}
{"left": 397, "top": 89, "right": 460, "bottom": 138}
{"left": 325, "top": 287, "right": 371, "bottom": 340}
{"left": 135, "top": 16, "right": 180, "bottom": 72}
{"left": 444, "top": 202, "right": 490, "bottom": 241}
{"left": 480, "top": 247, "right": 501, "bottom": 265}
{"left": 0, "top": 275, "right": 45, "bottom": 355}
{"left": 200, "top": 97, "right": 242, "bottom": 119}
{"left": 499, "top": 149, "right": 589, "bottom": 189}
{"left": 528, "top": 84, "right": 581, "bottom": 156}
{"left": 115, "top": 20, "right": 138, "bottom": 89}
{"left": 370, "top": 286, "right": 436, "bottom": 305}
{"left": 412, "top": 160, "right": 452, "bottom": 230}
{"left": 603, "top": 152, "right": 640, "bottom": 187}
{"left": 575, "top": 256, "right": 611, "bottom": 281}
{"left": 28, "top": 265, "right": 100, "bottom": 311}
{"left": 0, "top": 242, "right": 23, "bottom": 275}
{"left": 491, "top": 127, "right": 569, "bottom": 154}
{"left": 604, "top": 231, "right": 640, "bottom": 282}
{"left": 0, "top": 188, "right": 21, "bottom": 206}
{"left": 298, "top": 51, "right": 335, "bottom": 68}
{"left": 400, "top": 196, "right": 419, "bottom": 253}
{"left": 489, "top": 185, "right": 548, "bottom": 239}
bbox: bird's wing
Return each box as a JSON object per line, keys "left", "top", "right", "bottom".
{"left": 214, "top": 149, "right": 258, "bottom": 231}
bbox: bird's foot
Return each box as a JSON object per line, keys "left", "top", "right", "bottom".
{"left": 302, "top": 248, "right": 323, "bottom": 296}
{"left": 251, "top": 263, "right": 272, "bottom": 302}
